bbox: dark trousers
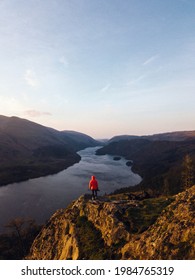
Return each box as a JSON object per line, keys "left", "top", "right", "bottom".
{"left": 92, "top": 190, "right": 97, "bottom": 199}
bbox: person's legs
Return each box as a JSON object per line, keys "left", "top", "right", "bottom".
{"left": 91, "top": 190, "right": 95, "bottom": 200}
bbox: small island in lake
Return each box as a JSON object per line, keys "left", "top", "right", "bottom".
{"left": 113, "top": 156, "right": 121, "bottom": 161}
{"left": 126, "top": 161, "right": 133, "bottom": 167}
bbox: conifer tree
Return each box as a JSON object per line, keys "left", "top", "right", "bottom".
{"left": 181, "top": 154, "right": 194, "bottom": 190}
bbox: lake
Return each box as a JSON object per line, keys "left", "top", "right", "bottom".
{"left": 0, "top": 146, "right": 142, "bottom": 233}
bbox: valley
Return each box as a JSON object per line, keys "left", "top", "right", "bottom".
{"left": 0, "top": 115, "right": 194, "bottom": 260}
{"left": 0, "top": 146, "right": 141, "bottom": 234}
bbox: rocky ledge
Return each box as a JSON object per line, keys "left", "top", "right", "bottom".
{"left": 27, "top": 186, "right": 195, "bottom": 260}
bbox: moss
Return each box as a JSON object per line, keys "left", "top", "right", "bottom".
{"left": 75, "top": 216, "right": 112, "bottom": 259}
{"left": 126, "top": 197, "right": 174, "bottom": 234}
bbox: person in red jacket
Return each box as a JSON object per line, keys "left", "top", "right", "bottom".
{"left": 89, "top": 175, "right": 99, "bottom": 200}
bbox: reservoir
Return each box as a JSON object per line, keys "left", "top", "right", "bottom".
{"left": 0, "top": 146, "right": 142, "bottom": 232}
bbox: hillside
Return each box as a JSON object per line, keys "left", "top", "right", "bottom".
{"left": 60, "top": 130, "right": 100, "bottom": 152}
{"left": 0, "top": 115, "right": 99, "bottom": 186}
{"left": 96, "top": 138, "right": 195, "bottom": 194}
{"left": 147, "top": 130, "right": 195, "bottom": 141}
{"left": 109, "top": 130, "right": 195, "bottom": 143}
{"left": 27, "top": 186, "right": 195, "bottom": 260}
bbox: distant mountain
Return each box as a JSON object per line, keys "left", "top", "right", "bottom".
{"left": 60, "top": 130, "right": 100, "bottom": 151}
{"left": 108, "top": 130, "right": 195, "bottom": 143}
{"left": 0, "top": 115, "right": 99, "bottom": 186}
{"left": 108, "top": 135, "right": 140, "bottom": 143}
{"left": 146, "top": 130, "right": 195, "bottom": 141}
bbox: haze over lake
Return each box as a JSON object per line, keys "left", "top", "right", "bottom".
{"left": 0, "top": 146, "right": 141, "bottom": 232}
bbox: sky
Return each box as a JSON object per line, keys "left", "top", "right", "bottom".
{"left": 0, "top": 0, "right": 195, "bottom": 138}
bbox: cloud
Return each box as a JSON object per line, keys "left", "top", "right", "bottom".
{"left": 100, "top": 84, "right": 111, "bottom": 92}
{"left": 127, "top": 75, "right": 146, "bottom": 85}
{"left": 24, "top": 69, "right": 39, "bottom": 87}
{"left": 24, "top": 110, "right": 52, "bottom": 117}
{"left": 143, "top": 55, "right": 159, "bottom": 66}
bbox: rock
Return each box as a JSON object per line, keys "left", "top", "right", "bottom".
{"left": 27, "top": 186, "right": 195, "bottom": 260}
{"left": 121, "top": 186, "right": 195, "bottom": 260}
{"left": 26, "top": 209, "right": 79, "bottom": 260}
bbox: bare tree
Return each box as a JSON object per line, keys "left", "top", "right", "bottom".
{"left": 6, "top": 218, "right": 26, "bottom": 257}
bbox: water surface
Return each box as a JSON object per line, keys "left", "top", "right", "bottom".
{"left": 0, "top": 146, "right": 141, "bottom": 232}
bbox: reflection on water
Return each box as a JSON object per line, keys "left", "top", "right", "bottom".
{"left": 0, "top": 146, "right": 141, "bottom": 232}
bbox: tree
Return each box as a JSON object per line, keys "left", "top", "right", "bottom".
{"left": 5, "top": 218, "right": 26, "bottom": 257}
{"left": 163, "top": 177, "right": 171, "bottom": 197}
{"left": 181, "top": 154, "right": 194, "bottom": 190}
{"left": 5, "top": 218, "right": 41, "bottom": 259}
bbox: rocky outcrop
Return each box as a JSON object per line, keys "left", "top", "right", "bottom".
{"left": 121, "top": 186, "right": 195, "bottom": 260}
{"left": 27, "top": 208, "right": 80, "bottom": 260}
{"left": 28, "top": 195, "right": 137, "bottom": 260}
{"left": 73, "top": 196, "right": 136, "bottom": 247}
{"left": 28, "top": 186, "right": 195, "bottom": 260}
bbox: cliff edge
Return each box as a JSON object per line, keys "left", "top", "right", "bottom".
{"left": 28, "top": 186, "right": 195, "bottom": 260}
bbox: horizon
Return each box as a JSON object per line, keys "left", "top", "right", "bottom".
{"left": 0, "top": 0, "right": 195, "bottom": 138}
{"left": 1, "top": 113, "right": 195, "bottom": 140}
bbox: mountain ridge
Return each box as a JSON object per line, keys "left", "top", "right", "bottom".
{"left": 0, "top": 115, "right": 99, "bottom": 186}
{"left": 109, "top": 130, "right": 195, "bottom": 143}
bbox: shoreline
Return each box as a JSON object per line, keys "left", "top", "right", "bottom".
{"left": 0, "top": 155, "right": 81, "bottom": 187}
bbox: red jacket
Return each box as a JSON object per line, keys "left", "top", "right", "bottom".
{"left": 89, "top": 175, "right": 98, "bottom": 190}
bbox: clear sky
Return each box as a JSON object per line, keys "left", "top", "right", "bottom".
{"left": 0, "top": 0, "right": 195, "bottom": 138}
